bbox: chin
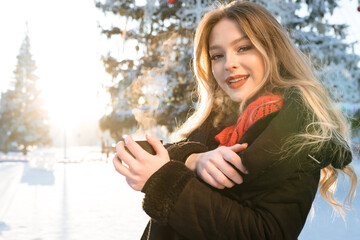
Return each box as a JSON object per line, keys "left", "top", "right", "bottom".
{"left": 230, "top": 96, "right": 244, "bottom": 103}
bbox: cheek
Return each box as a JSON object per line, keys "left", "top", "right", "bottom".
{"left": 211, "top": 63, "right": 222, "bottom": 81}
{"left": 248, "top": 56, "right": 265, "bottom": 77}
{"left": 211, "top": 67, "right": 217, "bottom": 83}
{"left": 258, "top": 59, "right": 266, "bottom": 80}
{"left": 255, "top": 53, "right": 266, "bottom": 74}
{"left": 257, "top": 55, "right": 266, "bottom": 73}
{"left": 212, "top": 69, "right": 223, "bottom": 88}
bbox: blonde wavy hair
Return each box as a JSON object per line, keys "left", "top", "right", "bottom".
{"left": 176, "top": 1, "right": 357, "bottom": 218}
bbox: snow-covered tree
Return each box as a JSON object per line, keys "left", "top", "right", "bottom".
{"left": 253, "top": 0, "right": 360, "bottom": 139}
{"left": 254, "top": 0, "right": 360, "bottom": 104}
{"left": 96, "top": 0, "right": 213, "bottom": 139}
{"left": 0, "top": 30, "right": 51, "bottom": 154}
{"left": 96, "top": 0, "right": 360, "bottom": 140}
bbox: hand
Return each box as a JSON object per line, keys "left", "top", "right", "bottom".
{"left": 113, "top": 134, "right": 170, "bottom": 191}
{"left": 185, "top": 144, "right": 247, "bottom": 189}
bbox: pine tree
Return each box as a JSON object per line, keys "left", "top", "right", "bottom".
{"left": 253, "top": 0, "right": 360, "bottom": 104}
{"left": 0, "top": 29, "right": 51, "bottom": 154}
{"left": 96, "top": 0, "right": 213, "bottom": 140}
{"left": 96, "top": 0, "right": 360, "bottom": 140}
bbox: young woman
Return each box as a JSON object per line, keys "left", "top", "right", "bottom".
{"left": 113, "top": 1, "right": 357, "bottom": 239}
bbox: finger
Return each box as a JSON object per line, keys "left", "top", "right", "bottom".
{"left": 217, "top": 161, "right": 244, "bottom": 184}
{"left": 116, "top": 140, "right": 128, "bottom": 156}
{"left": 124, "top": 135, "right": 148, "bottom": 159}
{"left": 207, "top": 164, "right": 234, "bottom": 188}
{"left": 228, "top": 143, "right": 248, "bottom": 152}
{"left": 200, "top": 170, "right": 225, "bottom": 189}
{"left": 116, "top": 141, "right": 136, "bottom": 167}
{"left": 145, "top": 134, "right": 166, "bottom": 156}
{"left": 112, "top": 154, "right": 131, "bottom": 177}
{"left": 223, "top": 147, "right": 248, "bottom": 174}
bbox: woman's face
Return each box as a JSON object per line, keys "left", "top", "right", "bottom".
{"left": 209, "top": 18, "right": 265, "bottom": 102}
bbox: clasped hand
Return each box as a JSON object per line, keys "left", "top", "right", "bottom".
{"left": 185, "top": 144, "right": 248, "bottom": 189}
{"left": 113, "top": 135, "right": 247, "bottom": 191}
{"left": 113, "top": 134, "right": 170, "bottom": 191}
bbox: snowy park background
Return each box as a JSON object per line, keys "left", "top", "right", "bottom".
{"left": 0, "top": 150, "right": 149, "bottom": 240}
{"left": 1, "top": 0, "right": 360, "bottom": 239}
{"left": 0, "top": 152, "right": 359, "bottom": 240}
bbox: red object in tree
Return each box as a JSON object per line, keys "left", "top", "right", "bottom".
{"left": 167, "top": 0, "right": 177, "bottom": 4}
{"left": 358, "top": 6, "right": 360, "bottom": 12}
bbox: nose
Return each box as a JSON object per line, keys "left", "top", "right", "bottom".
{"left": 224, "top": 52, "right": 239, "bottom": 71}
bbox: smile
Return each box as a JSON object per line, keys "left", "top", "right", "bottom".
{"left": 226, "top": 74, "right": 249, "bottom": 89}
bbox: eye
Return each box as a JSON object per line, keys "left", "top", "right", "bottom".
{"left": 237, "top": 46, "right": 252, "bottom": 52}
{"left": 210, "top": 54, "right": 223, "bottom": 61}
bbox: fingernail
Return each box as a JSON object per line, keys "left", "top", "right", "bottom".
{"left": 125, "top": 135, "right": 131, "bottom": 144}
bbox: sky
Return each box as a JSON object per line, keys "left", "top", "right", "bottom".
{"left": 0, "top": 0, "right": 359, "bottom": 131}
{"left": 0, "top": 0, "right": 112, "bottom": 129}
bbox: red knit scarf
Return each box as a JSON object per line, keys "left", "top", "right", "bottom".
{"left": 215, "top": 95, "right": 284, "bottom": 147}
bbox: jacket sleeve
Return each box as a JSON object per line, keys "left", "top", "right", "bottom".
{"left": 141, "top": 160, "right": 319, "bottom": 240}
{"left": 235, "top": 90, "right": 327, "bottom": 192}
{"left": 164, "top": 113, "right": 223, "bottom": 164}
{"left": 141, "top": 93, "right": 321, "bottom": 239}
{"left": 166, "top": 141, "right": 209, "bottom": 163}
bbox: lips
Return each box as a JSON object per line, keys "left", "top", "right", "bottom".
{"left": 226, "top": 74, "right": 249, "bottom": 89}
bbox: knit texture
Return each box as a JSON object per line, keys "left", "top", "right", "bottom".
{"left": 141, "top": 161, "right": 195, "bottom": 224}
{"left": 215, "top": 95, "right": 284, "bottom": 147}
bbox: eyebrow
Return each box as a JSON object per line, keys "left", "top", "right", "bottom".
{"left": 209, "top": 36, "right": 250, "bottom": 51}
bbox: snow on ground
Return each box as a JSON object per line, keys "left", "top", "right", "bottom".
{"left": 0, "top": 147, "right": 359, "bottom": 240}
{"left": 0, "top": 147, "right": 149, "bottom": 240}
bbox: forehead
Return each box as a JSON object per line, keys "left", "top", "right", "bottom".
{"left": 209, "top": 18, "right": 246, "bottom": 46}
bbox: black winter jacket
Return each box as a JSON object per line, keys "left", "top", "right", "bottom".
{"left": 140, "top": 91, "right": 352, "bottom": 240}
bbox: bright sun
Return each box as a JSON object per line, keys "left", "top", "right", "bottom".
{"left": 0, "top": 0, "right": 111, "bottom": 130}
{"left": 39, "top": 72, "right": 107, "bottom": 130}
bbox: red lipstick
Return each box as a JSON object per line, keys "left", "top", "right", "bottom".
{"left": 226, "top": 74, "right": 249, "bottom": 89}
